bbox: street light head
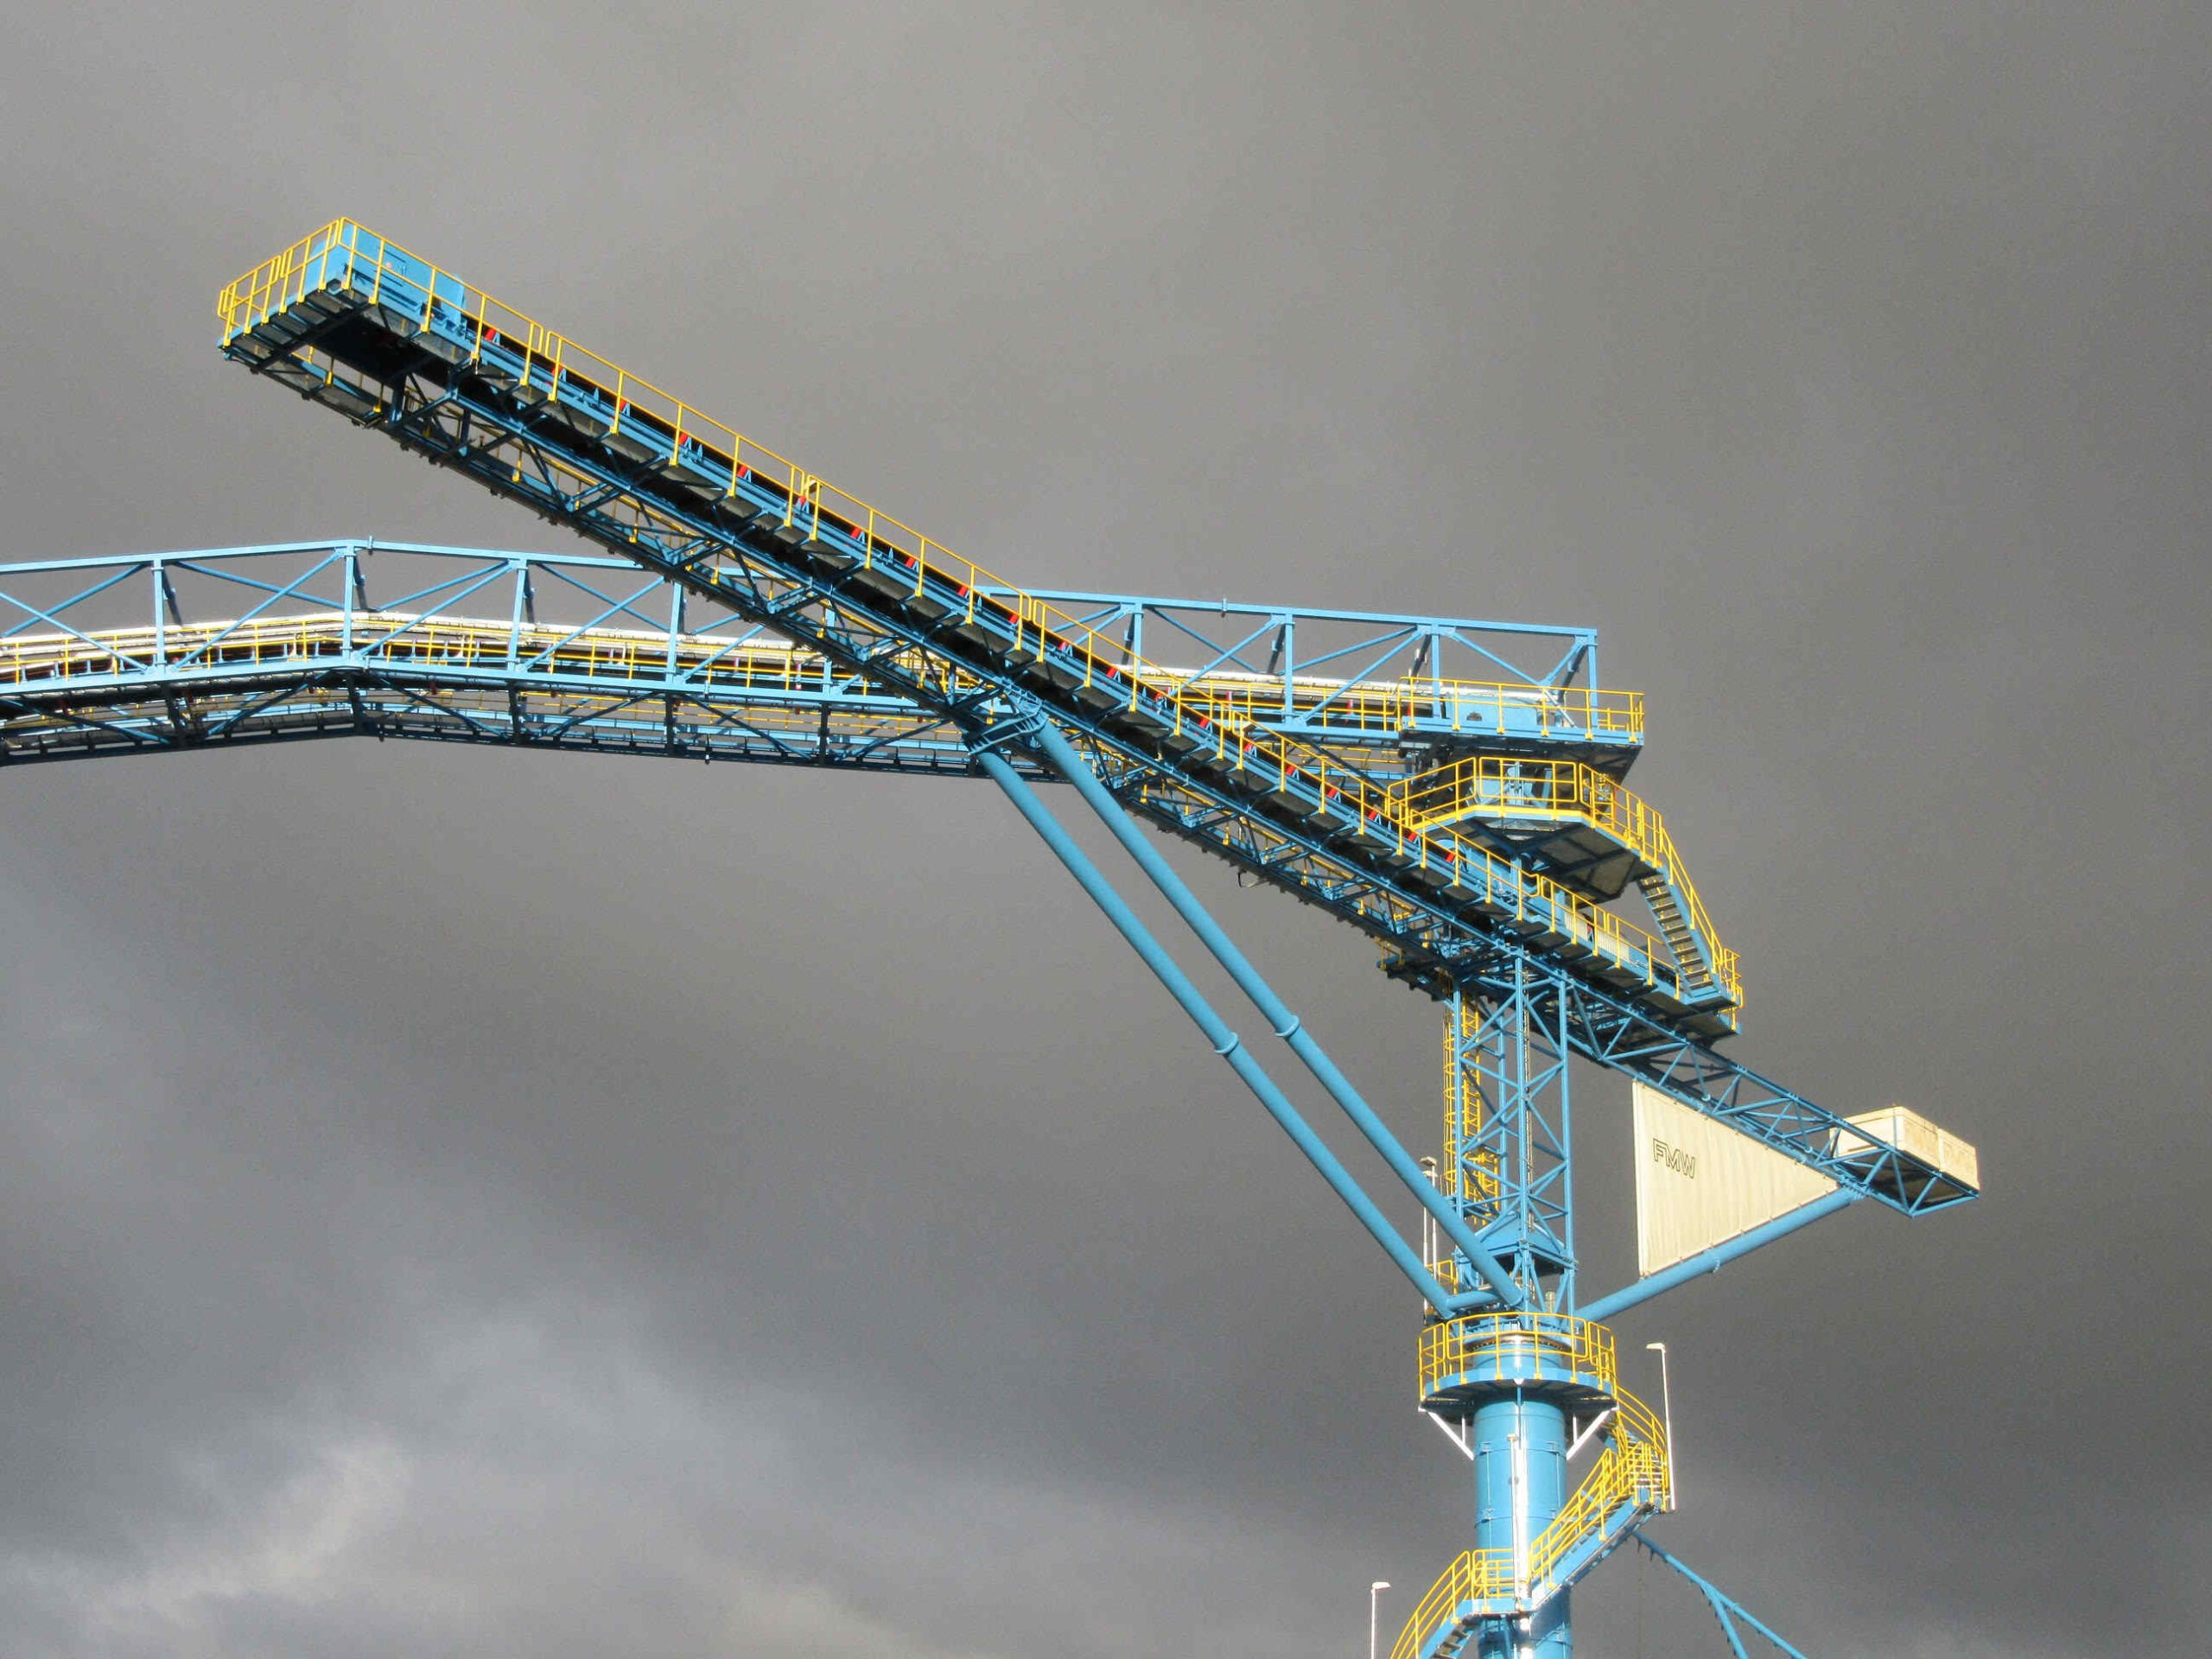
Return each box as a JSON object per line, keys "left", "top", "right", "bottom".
{"left": 1646, "top": 1341, "right": 1666, "bottom": 1352}
{"left": 1372, "top": 1580, "right": 1390, "bottom": 1591}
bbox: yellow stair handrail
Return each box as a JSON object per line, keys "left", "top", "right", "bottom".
{"left": 1389, "top": 1382, "right": 1669, "bottom": 1659}
{"left": 1389, "top": 753, "right": 1735, "bottom": 997}
{"left": 216, "top": 219, "right": 1738, "bottom": 1012}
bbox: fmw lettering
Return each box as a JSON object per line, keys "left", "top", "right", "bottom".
{"left": 1650, "top": 1138, "right": 1696, "bottom": 1179}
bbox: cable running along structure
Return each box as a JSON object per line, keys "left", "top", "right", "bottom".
{"left": 3, "top": 219, "right": 1980, "bottom": 1656}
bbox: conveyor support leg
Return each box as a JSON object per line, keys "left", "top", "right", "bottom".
{"left": 1025, "top": 715, "right": 1523, "bottom": 1310}
{"left": 971, "top": 743, "right": 1458, "bottom": 1315}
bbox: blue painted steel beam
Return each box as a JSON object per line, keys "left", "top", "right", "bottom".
{"left": 0, "top": 542, "right": 1973, "bottom": 1217}
{"left": 1440, "top": 950, "right": 1975, "bottom": 1216}
{"left": 1577, "top": 1189, "right": 1860, "bottom": 1322}
{"left": 219, "top": 254, "right": 1737, "bottom": 1028}
{"left": 1630, "top": 1535, "right": 1810, "bottom": 1658}
{"left": 60, "top": 216, "right": 1986, "bottom": 1184}
{"left": 0, "top": 543, "right": 1629, "bottom": 773}
{"left": 973, "top": 589, "right": 1613, "bottom": 734}
{"left": 969, "top": 736, "right": 1459, "bottom": 1316}
{"left": 1021, "top": 709, "right": 1523, "bottom": 1311}
{"left": 1445, "top": 976, "right": 1578, "bottom": 1303}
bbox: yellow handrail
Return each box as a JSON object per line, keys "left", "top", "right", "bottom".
{"left": 1440, "top": 999, "right": 1502, "bottom": 1215}
{"left": 215, "top": 219, "right": 1738, "bottom": 1011}
{"left": 1416, "top": 1313, "right": 1617, "bottom": 1401}
{"left": 1389, "top": 1549, "right": 1516, "bottom": 1659}
{"left": 0, "top": 614, "right": 1611, "bottom": 733}
{"left": 1390, "top": 1382, "right": 1669, "bottom": 1659}
{"left": 1389, "top": 753, "right": 1733, "bottom": 994}
{"left": 3, "top": 613, "right": 1730, "bottom": 1007}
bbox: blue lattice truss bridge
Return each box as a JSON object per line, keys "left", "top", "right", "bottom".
{"left": 0, "top": 219, "right": 1980, "bottom": 1658}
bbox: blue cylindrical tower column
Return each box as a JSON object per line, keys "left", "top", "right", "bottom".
{"left": 1412, "top": 1309, "right": 1619, "bottom": 1657}
{"left": 1470, "top": 1395, "right": 1572, "bottom": 1658}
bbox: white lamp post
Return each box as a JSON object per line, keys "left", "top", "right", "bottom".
{"left": 1645, "top": 1342, "right": 1676, "bottom": 1510}
{"left": 1370, "top": 1580, "right": 1391, "bottom": 1659}
{"left": 1418, "top": 1156, "right": 1439, "bottom": 1274}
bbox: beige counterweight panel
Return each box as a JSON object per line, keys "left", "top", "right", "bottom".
{"left": 1632, "top": 1083, "right": 1838, "bottom": 1277}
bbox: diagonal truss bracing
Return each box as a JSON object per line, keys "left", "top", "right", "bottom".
{"left": 172, "top": 219, "right": 1976, "bottom": 1217}
{"left": 1, "top": 539, "right": 1967, "bottom": 1224}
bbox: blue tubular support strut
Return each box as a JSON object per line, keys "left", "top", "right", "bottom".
{"left": 1631, "top": 1535, "right": 1810, "bottom": 1659}
{"left": 970, "top": 744, "right": 1460, "bottom": 1317}
{"left": 1023, "top": 715, "right": 1526, "bottom": 1311}
{"left": 1577, "top": 1188, "right": 1859, "bottom": 1323}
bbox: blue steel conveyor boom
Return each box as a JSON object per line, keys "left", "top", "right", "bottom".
{"left": 200, "top": 221, "right": 1975, "bottom": 1228}
{"left": 0, "top": 217, "right": 1986, "bottom": 1659}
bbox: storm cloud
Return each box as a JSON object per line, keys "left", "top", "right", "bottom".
{"left": 0, "top": 4, "right": 2206, "bottom": 1654}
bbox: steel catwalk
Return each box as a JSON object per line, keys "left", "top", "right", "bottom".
{"left": 0, "top": 216, "right": 1983, "bottom": 1655}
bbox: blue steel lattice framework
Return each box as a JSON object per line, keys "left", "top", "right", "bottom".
{"left": 1448, "top": 976, "right": 1574, "bottom": 1306}
{"left": 0, "top": 545, "right": 1778, "bottom": 1650}
{"left": 0, "top": 218, "right": 1987, "bottom": 1656}
{"left": 205, "top": 222, "right": 1981, "bottom": 1217}
{"left": 0, "top": 541, "right": 1624, "bottom": 786}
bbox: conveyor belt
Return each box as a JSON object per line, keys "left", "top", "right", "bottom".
{"left": 195, "top": 224, "right": 1982, "bottom": 1213}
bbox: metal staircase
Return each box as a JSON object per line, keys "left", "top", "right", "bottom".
{"left": 1639, "top": 870, "right": 1718, "bottom": 997}
{"left": 0, "top": 211, "right": 1988, "bottom": 1659}
{"left": 1395, "top": 1312, "right": 1671, "bottom": 1659}
{"left": 29, "top": 211, "right": 1986, "bottom": 1218}
{"left": 212, "top": 224, "right": 1767, "bottom": 1030}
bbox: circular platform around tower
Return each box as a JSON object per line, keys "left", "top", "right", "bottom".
{"left": 1418, "top": 1310, "right": 1617, "bottom": 1411}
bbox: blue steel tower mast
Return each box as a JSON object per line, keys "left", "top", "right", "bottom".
{"left": 1451, "top": 976, "right": 1574, "bottom": 1303}
{"left": 0, "top": 219, "right": 1983, "bottom": 1656}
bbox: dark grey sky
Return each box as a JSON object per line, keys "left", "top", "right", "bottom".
{"left": 2, "top": 3, "right": 2207, "bottom": 1654}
